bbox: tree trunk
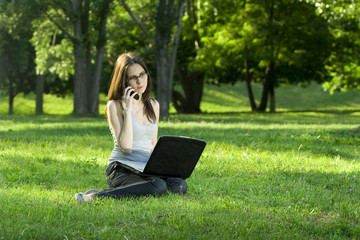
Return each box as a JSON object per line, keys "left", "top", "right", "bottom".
{"left": 244, "top": 58, "right": 257, "bottom": 111}
{"left": 36, "top": 74, "right": 44, "bottom": 115}
{"left": 172, "top": 62, "right": 203, "bottom": 113}
{"left": 119, "top": 0, "right": 150, "bottom": 38}
{"left": 72, "top": 0, "right": 88, "bottom": 114}
{"left": 156, "top": 0, "right": 184, "bottom": 118}
{"left": 83, "top": 0, "right": 93, "bottom": 114}
{"left": 8, "top": 94, "right": 14, "bottom": 115}
{"left": 269, "top": 92, "right": 276, "bottom": 112}
{"left": 88, "top": 47, "right": 104, "bottom": 114}
{"left": 168, "top": 0, "right": 185, "bottom": 90}
{"left": 172, "top": 91, "right": 186, "bottom": 113}
{"left": 269, "top": 62, "right": 276, "bottom": 113}
{"left": 156, "top": 43, "right": 170, "bottom": 117}
{"left": 192, "top": 71, "right": 204, "bottom": 112}
{"left": 41, "top": 0, "right": 110, "bottom": 115}
{"left": 88, "top": 0, "right": 111, "bottom": 114}
{"left": 258, "top": 62, "right": 276, "bottom": 112}
{"left": 8, "top": 76, "right": 14, "bottom": 115}
{"left": 156, "top": 0, "right": 172, "bottom": 118}
{"left": 258, "top": 65, "right": 270, "bottom": 112}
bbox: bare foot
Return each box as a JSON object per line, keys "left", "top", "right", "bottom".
{"left": 75, "top": 192, "right": 96, "bottom": 203}
{"left": 83, "top": 193, "right": 96, "bottom": 202}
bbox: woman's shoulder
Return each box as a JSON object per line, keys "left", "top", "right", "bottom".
{"left": 149, "top": 98, "right": 159, "bottom": 108}
{"left": 107, "top": 100, "right": 124, "bottom": 112}
{"left": 149, "top": 98, "right": 159, "bottom": 121}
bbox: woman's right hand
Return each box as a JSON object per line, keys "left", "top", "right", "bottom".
{"left": 123, "top": 86, "right": 136, "bottom": 113}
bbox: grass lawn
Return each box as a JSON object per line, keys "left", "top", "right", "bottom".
{"left": 0, "top": 82, "right": 359, "bottom": 239}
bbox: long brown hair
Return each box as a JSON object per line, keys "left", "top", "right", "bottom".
{"left": 105, "top": 53, "right": 156, "bottom": 122}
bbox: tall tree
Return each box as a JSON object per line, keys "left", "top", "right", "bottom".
{"left": 72, "top": 0, "right": 112, "bottom": 114}
{"left": 172, "top": 0, "right": 205, "bottom": 113}
{"left": 31, "top": 16, "right": 74, "bottom": 115}
{"left": 117, "top": 0, "right": 201, "bottom": 115}
{"left": 0, "top": 1, "right": 36, "bottom": 114}
{"left": 32, "top": 0, "right": 112, "bottom": 115}
{"left": 197, "top": 0, "right": 332, "bottom": 112}
{"left": 312, "top": 0, "right": 360, "bottom": 93}
{"left": 156, "top": 0, "right": 185, "bottom": 118}
{"left": 101, "top": 0, "right": 163, "bottom": 100}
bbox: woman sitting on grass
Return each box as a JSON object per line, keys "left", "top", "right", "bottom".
{"left": 75, "top": 53, "right": 187, "bottom": 203}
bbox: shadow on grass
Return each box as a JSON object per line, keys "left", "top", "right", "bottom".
{"left": 192, "top": 168, "right": 360, "bottom": 237}
{"left": 0, "top": 124, "right": 110, "bottom": 140}
{"left": 0, "top": 116, "right": 358, "bottom": 162}
{"left": 199, "top": 109, "right": 360, "bottom": 115}
{"left": 0, "top": 153, "right": 107, "bottom": 191}
{"left": 0, "top": 114, "right": 107, "bottom": 124}
{"left": 191, "top": 168, "right": 360, "bottom": 207}
{"left": 0, "top": 121, "right": 359, "bottom": 239}
{"left": 279, "top": 109, "right": 360, "bottom": 114}
{"left": 2, "top": 164, "right": 359, "bottom": 239}
{"left": 160, "top": 125, "right": 360, "bottom": 161}
{"left": 0, "top": 113, "right": 359, "bottom": 238}
{"left": 169, "top": 111, "right": 360, "bottom": 125}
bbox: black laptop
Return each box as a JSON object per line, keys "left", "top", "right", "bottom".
{"left": 123, "top": 136, "right": 206, "bottom": 179}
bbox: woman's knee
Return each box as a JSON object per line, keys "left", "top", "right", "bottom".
{"left": 177, "top": 178, "right": 188, "bottom": 194}
{"left": 166, "top": 178, "right": 188, "bottom": 194}
{"left": 149, "top": 177, "right": 168, "bottom": 196}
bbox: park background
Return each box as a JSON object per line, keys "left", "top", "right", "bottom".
{"left": 1, "top": 0, "right": 360, "bottom": 239}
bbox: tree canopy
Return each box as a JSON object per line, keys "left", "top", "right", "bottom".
{"left": 0, "top": 1, "right": 36, "bottom": 114}
{"left": 313, "top": 0, "right": 360, "bottom": 93}
{"left": 0, "top": 0, "right": 359, "bottom": 114}
{"left": 194, "top": 0, "right": 333, "bottom": 112}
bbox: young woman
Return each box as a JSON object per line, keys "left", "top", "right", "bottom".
{"left": 75, "top": 53, "right": 187, "bottom": 203}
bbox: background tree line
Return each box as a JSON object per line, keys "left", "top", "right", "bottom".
{"left": 0, "top": 0, "right": 359, "bottom": 116}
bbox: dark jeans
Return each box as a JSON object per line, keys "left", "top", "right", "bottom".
{"left": 96, "top": 162, "right": 188, "bottom": 199}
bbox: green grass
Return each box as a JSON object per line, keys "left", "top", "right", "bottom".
{"left": 0, "top": 83, "right": 359, "bottom": 239}
{"left": 1, "top": 82, "right": 359, "bottom": 114}
{"left": 198, "top": 82, "right": 360, "bottom": 113}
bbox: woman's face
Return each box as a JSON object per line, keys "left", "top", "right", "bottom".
{"left": 126, "top": 63, "right": 148, "bottom": 96}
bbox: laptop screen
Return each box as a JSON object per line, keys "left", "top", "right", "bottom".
{"left": 143, "top": 136, "right": 206, "bottom": 178}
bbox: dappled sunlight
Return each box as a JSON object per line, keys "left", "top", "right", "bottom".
{"left": 1, "top": 0, "right": 359, "bottom": 236}
{"left": 0, "top": 153, "right": 107, "bottom": 190}
{"left": 1, "top": 90, "right": 359, "bottom": 239}
{"left": 195, "top": 140, "right": 360, "bottom": 178}
{"left": 159, "top": 115, "right": 359, "bottom": 164}
{"left": 1, "top": 82, "right": 359, "bottom": 116}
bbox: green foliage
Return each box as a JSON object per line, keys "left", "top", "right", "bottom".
{"left": 30, "top": 17, "right": 74, "bottom": 97}
{"left": 2, "top": 0, "right": 358, "bottom": 115}
{"left": 0, "top": 1, "right": 36, "bottom": 99}
{"left": 196, "top": 0, "right": 332, "bottom": 86}
{"left": 312, "top": 0, "right": 360, "bottom": 93}
{"left": 101, "top": 0, "right": 157, "bottom": 95}
{"left": 31, "top": 18, "right": 74, "bottom": 78}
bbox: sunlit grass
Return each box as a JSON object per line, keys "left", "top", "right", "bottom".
{"left": 0, "top": 93, "right": 107, "bottom": 115}
{"left": 0, "top": 83, "right": 359, "bottom": 239}
{"left": 0, "top": 111, "right": 359, "bottom": 239}
{"left": 1, "top": 82, "right": 359, "bottom": 115}
{"left": 200, "top": 82, "right": 360, "bottom": 113}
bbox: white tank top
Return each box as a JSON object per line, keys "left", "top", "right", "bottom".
{"left": 107, "top": 111, "right": 157, "bottom": 170}
{"left": 131, "top": 112, "right": 157, "bottom": 152}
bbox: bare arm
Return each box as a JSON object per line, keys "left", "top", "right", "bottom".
{"left": 107, "top": 85, "right": 137, "bottom": 154}
{"left": 107, "top": 100, "right": 133, "bottom": 154}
